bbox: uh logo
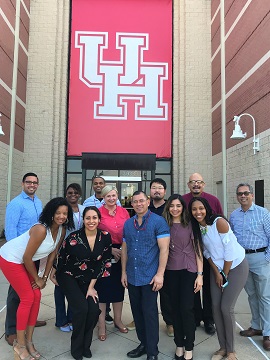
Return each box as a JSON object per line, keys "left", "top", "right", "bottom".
{"left": 75, "top": 32, "right": 169, "bottom": 121}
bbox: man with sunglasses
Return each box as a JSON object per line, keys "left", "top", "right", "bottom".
{"left": 4, "top": 173, "right": 44, "bottom": 346}
{"left": 182, "top": 173, "right": 223, "bottom": 336}
{"left": 230, "top": 183, "right": 270, "bottom": 351}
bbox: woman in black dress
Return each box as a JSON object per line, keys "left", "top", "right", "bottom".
{"left": 51, "top": 206, "right": 112, "bottom": 360}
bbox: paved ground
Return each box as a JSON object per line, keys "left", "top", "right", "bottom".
{"left": 0, "top": 249, "right": 270, "bottom": 360}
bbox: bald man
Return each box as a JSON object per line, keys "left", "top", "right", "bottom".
{"left": 182, "top": 173, "right": 223, "bottom": 335}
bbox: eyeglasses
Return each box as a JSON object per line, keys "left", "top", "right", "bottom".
{"left": 24, "top": 181, "right": 39, "bottom": 185}
{"left": 189, "top": 180, "right": 205, "bottom": 185}
{"left": 237, "top": 191, "right": 251, "bottom": 196}
{"left": 132, "top": 199, "right": 147, "bottom": 205}
{"left": 151, "top": 186, "right": 164, "bottom": 190}
{"left": 67, "top": 191, "right": 79, "bottom": 195}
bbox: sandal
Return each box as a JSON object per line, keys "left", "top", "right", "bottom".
{"left": 13, "top": 339, "right": 35, "bottom": 360}
{"left": 25, "top": 339, "right": 41, "bottom": 359}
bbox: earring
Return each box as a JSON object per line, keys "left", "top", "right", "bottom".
{"left": 64, "top": 219, "right": 69, "bottom": 224}
{"left": 52, "top": 217, "right": 54, "bottom": 220}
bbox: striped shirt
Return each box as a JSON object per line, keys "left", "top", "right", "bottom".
{"left": 230, "top": 203, "right": 270, "bottom": 261}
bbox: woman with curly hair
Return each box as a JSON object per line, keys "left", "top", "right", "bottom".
{"left": 189, "top": 197, "right": 248, "bottom": 360}
{"left": 163, "top": 194, "right": 203, "bottom": 360}
{"left": 0, "top": 197, "right": 74, "bottom": 360}
{"left": 52, "top": 206, "right": 112, "bottom": 360}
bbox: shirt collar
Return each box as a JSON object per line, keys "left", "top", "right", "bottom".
{"left": 135, "top": 209, "right": 151, "bottom": 222}
{"left": 240, "top": 202, "right": 255, "bottom": 212}
{"left": 21, "top": 190, "right": 36, "bottom": 200}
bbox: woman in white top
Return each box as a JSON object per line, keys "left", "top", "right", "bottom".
{"left": 189, "top": 197, "right": 248, "bottom": 360}
{"left": 0, "top": 197, "right": 74, "bottom": 360}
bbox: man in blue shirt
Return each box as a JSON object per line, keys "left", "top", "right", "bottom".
{"left": 4, "top": 172, "right": 44, "bottom": 346}
{"left": 121, "top": 191, "right": 170, "bottom": 360}
{"left": 230, "top": 182, "right": 270, "bottom": 351}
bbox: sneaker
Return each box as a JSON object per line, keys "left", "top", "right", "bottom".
{"left": 60, "top": 324, "right": 71, "bottom": 332}
{"left": 166, "top": 324, "right": 174, "bottom": 337}
{"left": 126, "top": 320, "right": 136, "bottom": 331}
{"left": 69, "top": 323, "right": 73, "bottom": 331}
{"left": 105, "top": 314, "right": 114, "bottom": 324}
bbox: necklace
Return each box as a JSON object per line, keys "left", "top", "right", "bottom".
{"left": 199, "top": 224, "right": 208, "bottom": 236}
{"left": 170, "top": 223, "right": 181, "bottom": 248}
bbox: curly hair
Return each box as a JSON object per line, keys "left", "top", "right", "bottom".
{"left": 39, "top": 197, "right": 74, "bottom": 230}
{"left": 162, "top": 194, "right": 189, "bottom": 227}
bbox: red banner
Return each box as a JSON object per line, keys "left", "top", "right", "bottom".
{"left": 67, "top": 0, "right": 172, "bottom": 158}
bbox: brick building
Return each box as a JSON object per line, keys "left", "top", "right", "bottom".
{"left": 0, "top": 0, "right": 269, "bottom": 233}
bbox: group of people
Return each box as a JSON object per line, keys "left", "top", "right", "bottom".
{"left": 0, "top": 172, "right": 270, "bottom": 360}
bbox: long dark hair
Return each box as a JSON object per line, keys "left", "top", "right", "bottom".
{"left": 188, "top": 197, "right": 226, "bottom": 253}
{"left": 39, "top": 197, "right": 74, "bottom": 230}
{"left": 162, "top": 194, "right": 189, "bottom": 227}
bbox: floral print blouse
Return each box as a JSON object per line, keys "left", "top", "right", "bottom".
{"left": 56, "top": 228, "right": 112, "bottom": 283}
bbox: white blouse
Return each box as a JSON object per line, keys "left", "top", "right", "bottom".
{"left": 0, "top": 224, "right": 63, "bottom": 264}
{"left": 202, "top": 218, "right": 245, "bottom": 271}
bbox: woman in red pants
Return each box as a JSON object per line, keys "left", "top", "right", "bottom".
{"left": 0, "top": 197, "right": 74, "bottom": 360}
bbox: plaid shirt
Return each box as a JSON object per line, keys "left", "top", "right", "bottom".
{"left": 230, "top": 203, "right": 270, "bottom": 261}
{"left": 123, "top": 210, "right": 170, "bottom": 286}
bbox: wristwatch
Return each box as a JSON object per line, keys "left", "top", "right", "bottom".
{"left": 197, "top": 271, "right": 203, "bottom": 275}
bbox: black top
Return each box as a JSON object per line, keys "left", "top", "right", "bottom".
{"left": 148, "top": 200, "right": 167, "bottom": 216}
{"left": 56, "top": 228, "right": 112, "bottom": 282}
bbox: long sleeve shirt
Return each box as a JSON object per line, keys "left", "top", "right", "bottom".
{"left": 5, "top": 191, "right": 43, "bottom": 241}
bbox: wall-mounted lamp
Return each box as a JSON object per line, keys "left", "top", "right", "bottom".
{"left": 230, "top": 113, "right": 259, "bottom": 154}
{"left": 0, "top": 113, "right": 5, "bottom": 136}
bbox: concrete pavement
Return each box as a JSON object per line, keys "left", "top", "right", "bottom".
{"left": 0, "top": 253, "right": 269, "bottom": 360}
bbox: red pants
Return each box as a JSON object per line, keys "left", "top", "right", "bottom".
{"left": 0, "top": 256, "right": 41, "bottom": 330}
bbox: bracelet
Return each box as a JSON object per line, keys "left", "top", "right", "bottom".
{"left": 43, "top": 275, "right": 48, "bottom": 282}
{"left": 197, "top": 272, "right": 203, "bottom": 276}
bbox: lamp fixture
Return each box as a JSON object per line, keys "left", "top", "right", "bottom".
{"left": 230, "top": 113, "right": 259, "bottom": 154}
{"left": 0, "top": 113, "right": 5, "bottom": 136}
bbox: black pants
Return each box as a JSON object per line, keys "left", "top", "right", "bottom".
{"left": 159, "top": 278, "right": 173, "bottom": 325}
{"left": 166, "top": 269, "right": 196, "bottom": 351}
{"left": 128, "top": 283, "right": 159, "bottom": 356}
{"left": 5, "top": 260, "right": 40, "bottom": 335}
{"left": 194, "top": 257, "right": 214, "bottom": 324}
{"left": 57, "top": 272, "right": 100, "bottom": 359}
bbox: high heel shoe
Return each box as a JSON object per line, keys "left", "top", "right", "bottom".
{"left": 25, "top": 338, "right": 41, "bottom": 359}
{"left": 13, "top": 339, "right": 35, "bottom": 360}
{"left": 98, "top": 332, "right": 107, "bottom": 341}
{"left": 114, "top": 322, "right": 128, "bottom": 333}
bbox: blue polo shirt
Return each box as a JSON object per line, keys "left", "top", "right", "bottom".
{"left": 123, "top": 210, "right": 170, "bottom": 286}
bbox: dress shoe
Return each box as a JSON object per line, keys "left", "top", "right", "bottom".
{"left": 211, "top": 348, "right": 226, "bottom": 360}
{"left": 35, "top": 320, "right": 47, "bottom": 327}
{"left": 204, "top": 322, "right": 216, "bottom": 335}
{"left": 114, "top": 322, "right": 128, "bottom": 333}
{"left": 127, "top": 344, "right": 146, "bottom": 358}
{"left": 239, "top": 327, "right": 262, "bottom": 337}
{"left": 83, "top": 349, "right": 92, "bottom": 358}
{"left": 263, "top": 336, "right": 270, "bottom": 351}
{"left": 5, "top": 334, "right": 16, "bottom": 346}
{"left": 146, "top": 356, "right": 158, "bottom": 360}
{"left": 175, "top": 354, "right": 184, "bottom": 360}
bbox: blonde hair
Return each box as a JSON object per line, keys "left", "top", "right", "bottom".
{"left": 101, "top": 185, "right": 118, "bottom": 198}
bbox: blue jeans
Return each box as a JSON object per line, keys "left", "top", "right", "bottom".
{"left": 54, "top": 285, "right": 72, "bottom": 327}
{"left": 245, "top": 252, "right": 270, "bottom": 336}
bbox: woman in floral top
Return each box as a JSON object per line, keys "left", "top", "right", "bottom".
{"left": 51, "top": 206, "right": 112, "bottom": 360}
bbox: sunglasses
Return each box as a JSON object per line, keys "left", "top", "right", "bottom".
{"left": 237, "top": 191, "right": 251, "bottom": 196}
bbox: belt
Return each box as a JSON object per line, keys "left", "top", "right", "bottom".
{"left": 245, "top": 247, "right": 267, "bottom": 254}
